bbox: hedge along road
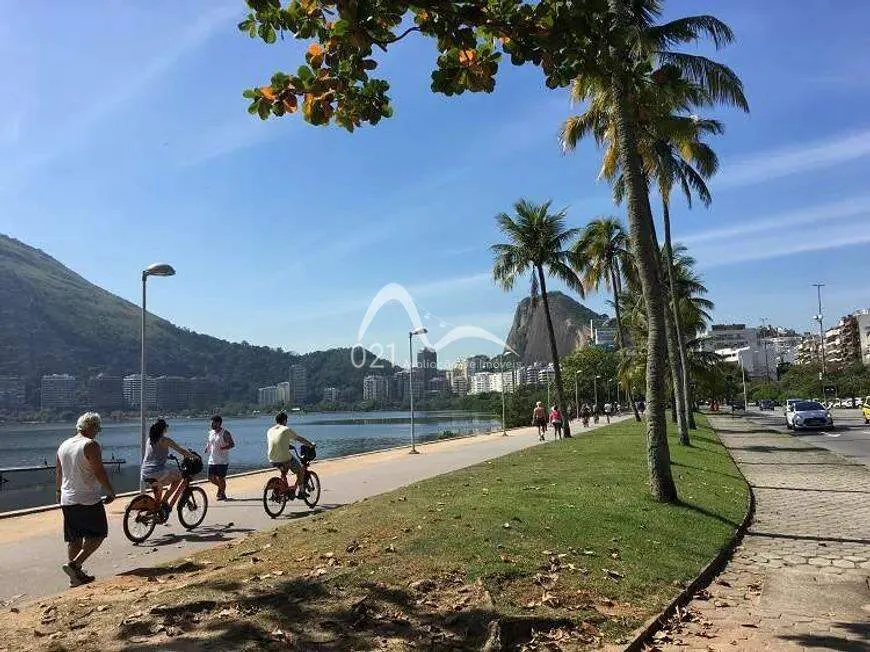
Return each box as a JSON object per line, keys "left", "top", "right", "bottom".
{"left": 0, "top": 418, "right": 626, "bottom": 604}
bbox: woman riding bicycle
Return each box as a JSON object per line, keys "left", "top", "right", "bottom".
{"left": 141, "top": 418, "right": 196, "bottom": 513}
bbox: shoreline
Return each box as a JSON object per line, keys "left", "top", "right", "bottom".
{"left": 0, "top": 421, "right": 511, "bottom": 520}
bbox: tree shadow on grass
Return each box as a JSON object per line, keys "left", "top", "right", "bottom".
{"left": 674, "top": 500, "right": 740, "bottom": 530}
{"left": 113, "top": 574, "right": 580, "bottom": 651}
{"left": 671, "top": 461, "right": 741, "bottom": 481}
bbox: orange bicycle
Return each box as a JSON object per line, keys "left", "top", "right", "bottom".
{"left": 123, "top": 453, "right": 208, "bottom": 543}
{"left": 262, "top": 444, "right": 321, "bottom": 518}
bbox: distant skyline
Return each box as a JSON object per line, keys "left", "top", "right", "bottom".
{"left": 1, "top": 0, "right": 869, "bottom": 363}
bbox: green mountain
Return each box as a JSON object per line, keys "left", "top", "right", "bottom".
{"left": 505, "top": 291, "right": 609, "bottom": 363}
{"left": 0, "top": 234, "right": 393, "bottom": 406}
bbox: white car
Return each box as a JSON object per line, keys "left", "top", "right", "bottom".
{"left": 785, "top": 400, "right": 834, "bottom": 431}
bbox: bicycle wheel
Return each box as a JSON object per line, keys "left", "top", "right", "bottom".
{"left": 123, "top": 494, "right": 158, "bottom": 544}
{"left": 177, "top": 486, "right": 208, "bottom": 530}
{"left": 263, "top": 477, "right": 287, "bottom": 518}
{"left": 303, "top": 471, "right": 321, "bottom": 508}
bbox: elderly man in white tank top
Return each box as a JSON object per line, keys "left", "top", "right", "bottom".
{"left": 55, "top": 412, "right": 117, "bottom": 587}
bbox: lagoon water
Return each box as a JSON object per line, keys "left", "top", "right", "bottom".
{"left": 0, "top": 410, "right": 500, "bottom": 512}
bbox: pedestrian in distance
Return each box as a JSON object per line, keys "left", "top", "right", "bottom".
{"left": 603, "top": 402, "right": 612, "bottom": 424}
{"left": 581, "top": 403, "right": 591, "bottom": 428}
{"left": 204, "top": 415, "right": 235, "bottom": 501}
{"left": 532, "top": 401, "right": 547, "bottom": 441}
{"left": 550, "top": 405, "right": 563, "bottom": 440}
{"left": 55, "top": 412, "right": 116, "bottom": 588}
{"left": 593, "top": 404, "right": 600, "bottom": 424}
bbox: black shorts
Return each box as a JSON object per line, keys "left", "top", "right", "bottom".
{"left": 62, "top": 503, "right": 108, "bottom": 542}
{"left": 208, "top": 464, "right": 229, "bottom": 478}
{"left": 271, "top": 458, "right": 301, "bottom": 474}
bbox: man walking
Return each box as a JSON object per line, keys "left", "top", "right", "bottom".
{"left": 56, "top": 412, "right": 116, "bottom": 587}
{"left": 204, "top": 415, "right": 235, "bottom": 501}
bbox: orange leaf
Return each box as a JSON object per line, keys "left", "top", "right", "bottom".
{"left": 260, "top": 86, "right": 276, "bottom": 101}
{"left": 308, "top": 43, "right": 324, "bottom": 58}
{"left": 282, "top": 96, "right": 298, "bottom": 113}
{"left": 458, "top": 49, "right": 477, "bottom": 67}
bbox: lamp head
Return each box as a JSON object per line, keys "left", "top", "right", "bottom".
{"left": 144, "top": 263, "right": 176, "bottom": 278}
{"left": 410, "top": 327, "right": 428, "bottom": 336}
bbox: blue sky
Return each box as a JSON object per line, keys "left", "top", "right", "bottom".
{"left": 1, "top": 0, "right": 869, "bottom": 369}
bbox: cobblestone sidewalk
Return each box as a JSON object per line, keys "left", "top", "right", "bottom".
{"left": 652, "top": 415, "right": 870, "bottom": 651}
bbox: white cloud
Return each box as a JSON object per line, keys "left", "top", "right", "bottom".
{"left": 692, "top": 212, "right": 870, "bottom": 268}
{"left": 679, "top": 196, "right": 870, "bottom": 245}
{"left": 715, "top": 128, "right": 870, "bottom": 190}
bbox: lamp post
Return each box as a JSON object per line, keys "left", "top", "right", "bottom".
{"left": 813, "top": 283, "right": 826, "bottom": 397}
{"left": 408, "top": 328, "right": 427, "bottom": 454}
{"left": 593, "top": 374, "right": 601, "bottom": 412}
{"left": 737, "top": 346, "right": 749, "bottom": 410}
{"left": 140, "top": 263, "right": 175, "bottom": 488}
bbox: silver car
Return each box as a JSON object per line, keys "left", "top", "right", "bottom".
{"left": 786, "top": 400, "right": 834, "bottom": 431}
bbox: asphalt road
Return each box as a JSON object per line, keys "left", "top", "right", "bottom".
{"left": 739, "top": 407, "right": 870, "bottom": 467}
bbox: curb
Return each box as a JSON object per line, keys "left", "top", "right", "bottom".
{"left": 622, "top": 414, "right": 756, "bottom": 652}
{"left": 0, "top": 423, "right": 532, "bottom": 521}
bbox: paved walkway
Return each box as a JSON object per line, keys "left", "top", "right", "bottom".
{"left": 0, "top": 417, "right": 625, "bottom": 605}
{"left": 656, "top": 414, "right": 870, "bottom": 651}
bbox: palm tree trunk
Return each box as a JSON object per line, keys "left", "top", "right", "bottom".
{"left": 648, "top": 202, "right": 689, "bottom": 443}
{"left": 610, "top": 263, "right": 641, "bottom": 422}
{"left": 686, "top": 382, "right": 698, "bottom": 429}
{"left": 661, "top": 201, "right": 697, "bottom": 432}
{"left": 537, "top": 266, "right": 572, "bottom": 438}
{"left": 608, "top": 48, "right": 677, "bottom": 502}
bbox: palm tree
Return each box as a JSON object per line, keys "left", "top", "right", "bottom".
{"left": 491, "top": 199, "right": 583, "bottom": 438}
{"left": 560, "top": 1, "right": 747, "bottom": 498}
{"left": 572, "top": 217, "right": 641, "bottom": 422}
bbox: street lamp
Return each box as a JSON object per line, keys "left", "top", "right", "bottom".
{"left": 593, "top": 374, "right": 602, "bottom": 411}
{"left": 408, "top": 328, "right": 428, "bottom": 454}
{"left": 140, "top": 263, "right": 175, "bottom": 488}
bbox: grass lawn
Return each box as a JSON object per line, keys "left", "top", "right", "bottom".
{"left": 5, "top": 416, "right": 747, "bottom": 651}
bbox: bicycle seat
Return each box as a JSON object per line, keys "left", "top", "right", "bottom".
{"left": 143, "top": 478, "right": 159, "bottom": 485}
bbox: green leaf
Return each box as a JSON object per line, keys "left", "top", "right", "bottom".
{"left": 264, "top": 24, "right": 277, "bottom": 44}
{"left": 332, "top": 19, "right": 349, "bottom": 36}
{"left": 257, "top": 100, "right": 271, "bottom": 120}
{"left": 297, "top": 65, "right": 314, "bottom": 82}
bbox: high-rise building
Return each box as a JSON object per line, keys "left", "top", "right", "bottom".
{"left": 122, "top": 374, "right": 157, "bottom": 408}
{"left": 795, "top": 336, "right": 821, "bottom": 366}
{"left": 448, "top": 373, "right": 469, "bottom": 395}
{"left": 467, "top": 355, "right": 492, "bottom": 375}
{"left": 289, "top": 364, "right": 308, "bottom": 406}
{"left": 393, "top": 369, "right": 423, "bottom": 401}
{"left": 87, "top": 374, "right": 123, "bottom": 411}
{"left": 277, "top": 381, "right": 292, "bottom": 405}
{"left": 699, "top": 324, "right": 759, "bottom": 352}
{"left": 0, "top": 376, "right": 25, "bottom": 410}
{"left": 363, "top": 374, "right": 389, "bottom": 401}
{"left": 155, "top": 376, "right": 190, "bottom": 411}
{"left": 819, "top": 310, "right": 870, "bottom": 368}
{"left": 469, "top": 372, "right": 492, "bottom": 395}
{"left": 41, "top": 374, "right": 77, "bottom": 411}
{"left": 322, "top": 387, "right": 339, "bottom": 403}
{"left": 258, "top": 385, "right": 279, "bottom": 406}
{"left": 416, "top": 347, "right": 437, "bottom": 387}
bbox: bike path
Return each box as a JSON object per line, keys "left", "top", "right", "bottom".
{"left": 0, "top": 418, "right": 626, "bottom": 604}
